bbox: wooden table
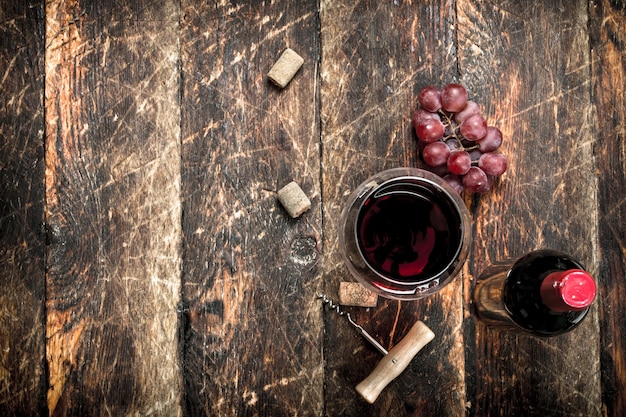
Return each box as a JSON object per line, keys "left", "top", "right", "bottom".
{"left": 1, "top": 1, "right": 625, "bottom": 416}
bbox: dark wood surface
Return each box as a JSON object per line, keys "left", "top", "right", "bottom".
{"left": 1, "top": 1, "right": 624, "bottom": 416}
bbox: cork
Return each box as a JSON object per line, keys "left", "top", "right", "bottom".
{"left": 267, "top": 48, "right": 304, "bottom": 88}
{"left": 277, "top": 181, "right": 311, "bottom": 218}
{"left": 339, "top": 282, "right": 378, "bottom": 308}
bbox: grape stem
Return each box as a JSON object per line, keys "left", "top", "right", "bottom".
{"left": 437, "top": 110, "right": 478, "bottom": 152}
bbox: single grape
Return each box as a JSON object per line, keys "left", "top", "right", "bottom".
{"left": 454, "top": 100, "right": 481, "bottom": 123}
{"left": 478, "top": 152, "right": 508, "bottom": 176}
{"left": 414, "top": 114, "right": 444, "bottom": 143}
{"left": 412, "top": 109, "right": 437, "bottom": 126}
{"left": 468, "top": 149, "right": 483, "bottom": 161}
{"left": 463, "top": 167, "right": 490, "bottom": 193}
{"left": 422, "top": 141, "right": 450, "bottom": 166}
{"left": 412, "top": 109, "right": 438, "bottom": 137}
{"left": 441, "top": 83, "right": 468, "bottom": 113}
{"left": 447, "top": 150, "right": 472, "bottom": 175}
{"left": 445, "top": 138, "right": 462, "bottom": 151}
{"left": 418, "top": 86, "right": 442, "bottom": 112}
{"left": 443, "top": 174, "right": 464, "bottom": 194}
{"left": 460, "top": 114, "right": 487, "bottom": 141}
{"left": 477, "top": 126, "right": 503, "bottom": 152}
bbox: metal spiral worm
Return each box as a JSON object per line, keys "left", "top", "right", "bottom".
{"left": 317, "top": 293, "right": 349, "bottom": 317}
{"left": 317, "top": 293, "right": 388, "bottom": 355}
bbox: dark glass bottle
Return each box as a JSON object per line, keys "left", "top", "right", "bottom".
{"left": 473, "top": 249, "right": 597, "bottom": 336}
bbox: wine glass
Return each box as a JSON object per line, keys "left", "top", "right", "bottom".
{"left": 338, "top": 167, "right": 471, "bottom": 301}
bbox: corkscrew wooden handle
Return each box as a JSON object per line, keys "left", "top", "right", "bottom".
{"left": 355, "top": 320, "right": 435, "bottom": 404}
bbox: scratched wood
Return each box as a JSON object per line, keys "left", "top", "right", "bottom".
{"left": 179, "top": 1, "right": 323, "bottom": 416}
{"left": 44, "top": 1, "right": 182, "bottom": 415}
{"left": 3, "top": 1, "right": 626, "bottom": 416}
{"left": 458, "top": 1, "right": 602, "bottom": 416}
{"left": 590, "top": 1, "right": 626, "bottom": 416}
{"left": 0, "top": 2, "right": 46, "bottom": 416}
{"left": 319, "top": 1, "right": 469, "bottom": 415}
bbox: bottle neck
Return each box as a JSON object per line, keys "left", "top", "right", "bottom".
{"left": 539, "top": 269, "right": 597, "bottom": 312}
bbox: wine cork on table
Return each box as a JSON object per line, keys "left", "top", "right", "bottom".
{"left": 267, "top": 48, "right": 304, "bottom": 88}
{"left": 277, "top": 181, "right": 311, "bottom": 218}
{"left": 339, "top": 282, "right": 378, "bottom": 307}
{"left": 356, "top": 320, "right": 435, "bottom": 404}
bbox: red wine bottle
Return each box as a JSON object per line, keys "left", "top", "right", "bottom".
{"left": 473, "top": 249, "right": 597, "bottom": 336}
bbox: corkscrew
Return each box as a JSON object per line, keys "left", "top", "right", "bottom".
{"left": 317, "top": 293, "right": 435, "bottom": 403}
{"left": 317, "top": 293, "right": 388, "bottom": 355}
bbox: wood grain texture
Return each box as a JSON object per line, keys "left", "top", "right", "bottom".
{"left": 0, "top": 2, "right": 46, "bottom": 415}
{"left": 44, "top": 0, "right": 182, "bottom": 415}
{"left": 319, "top": 1, "right": 467, "bottom": 415}
{"left": 1, "top": 1, "right": 625, "bottom": 416}
{"left": 179, "top": 1, "right": 323, "bottom": 415}
{"left": 589, "top": 1, "right": 626, "bottom": 416}
{"left": 458, "top": 1, "right": 602, "bottom": 416}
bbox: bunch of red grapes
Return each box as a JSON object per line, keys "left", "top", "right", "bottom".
{"left": 413, "top": 84, "right": 508, "bottom": 193}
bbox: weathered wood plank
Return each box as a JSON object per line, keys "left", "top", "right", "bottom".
{"left": 319, "top": 1, "right": 467, "bottom": 415}
{"left": 589, "top": 1, "right": 626, "bottom": 415}
{"left": 458, "top": 1, "right": 602, "bottom": 415}
{"left": 0, "top": 2, "right": 47, "bottom": 416}
{"left": 44, "top": 1, "right": 182, "bottom": 415}
{"left": 179, "top": 1, "right": 323, "bottom": 415}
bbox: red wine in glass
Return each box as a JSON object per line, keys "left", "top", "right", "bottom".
{"left": 339, "top": 168, "right": 471, "bottom": 300}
